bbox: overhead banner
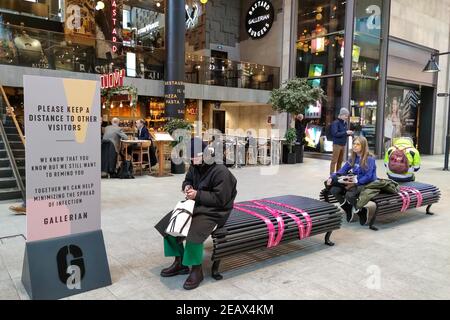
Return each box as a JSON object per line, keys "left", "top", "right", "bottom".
{"left": 24, "top": 75, "right": 101, "bottom": 242}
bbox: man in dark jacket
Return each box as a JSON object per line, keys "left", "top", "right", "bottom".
{"left": 295, "top": 114, "right": 305, "bottom": 144}
{"left": 134, "top": 119, "right": 157, "bottom": 166}
{"left": 136, "top": 119, "right": 151, "bottom": 140}
{"left": 125, "top": 119, "right": 157, "bottom": 167}
{"left": 155, "top": 137, "right": 237, "bottom": 290}
{"left": 330, "top": 108, "right": 353, "bottom": 174}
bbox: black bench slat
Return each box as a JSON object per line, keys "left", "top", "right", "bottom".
{"left": 210, "top": 195, "right": 341, "bottom": 280}
{"left": 213, "top": 215, "right": 343, "bottom": 247}
{"left": 212, "top": 225, "right": 342, "bottom": 260}
{"left": 223, "top": 207, "right": 340, "bottom": 230}
{"left": 319, "top": 181, "right": 440, "bottom": 231}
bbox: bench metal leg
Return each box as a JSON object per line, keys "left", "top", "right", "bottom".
{"left": 211, "top": 260, "right": 223, "bottom": 281}
{"left": 324, "top": 231, "right": 334, "bottom": 246}
{"left": 426, "top": 204, "right": 434, "bottom": 215}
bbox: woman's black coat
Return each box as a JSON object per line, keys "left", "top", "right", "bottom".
{"left": 155, "top": 163, "right": 237, "bottom": 244}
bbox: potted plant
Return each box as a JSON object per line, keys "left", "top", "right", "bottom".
{"left": 269, "top": 78, "right": 325, "bottom": 163}
{"left": 164, "top": 119, "right": 193, "bottom": 174}
{"left": 283, "top": 128, "right": 297, "bottom": 164}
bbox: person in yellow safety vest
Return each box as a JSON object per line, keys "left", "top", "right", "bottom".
{"left": 384, "top": 137, "right": 421, "bottom": 182}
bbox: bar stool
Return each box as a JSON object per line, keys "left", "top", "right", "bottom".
{"left": 224, "top": 137, "right": 236, "bottom": 166}
{"left": 247, "top": 145, "right": 258, "bottom": 165}
{"left": 257, "top": 138, "right": 270, "bottom": 165}
{"left": 235, "top": 137, "right": 246, "bottom": 168}
{"left": 131, "top": 140, "right": 152, "bottom": 175}
{"left": 270, "top": 139, "right": 282, "bottom": 165}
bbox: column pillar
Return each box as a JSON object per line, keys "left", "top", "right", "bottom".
{"left": 165, "top": 0, "right": 186, "bottom": 119}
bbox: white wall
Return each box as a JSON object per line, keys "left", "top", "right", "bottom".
{"left": 239, "top": 12, "right": 283, "bottom": 68}
{"left": 389, "top": 0, "right": 450, "bottom": 154}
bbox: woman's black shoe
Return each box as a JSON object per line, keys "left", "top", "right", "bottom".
{"left": 183, "top": 265, "right": 204, "bottom": 290}
{"left": 356, "top": 207, "right": 368, "bottom": 226}
{"left": 160, "top": 257, "right": 190, "bottom": 277}
{"left": 340, "top": 201, "right": 353, "bottom": 222}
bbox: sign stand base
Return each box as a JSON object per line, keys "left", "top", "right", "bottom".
{"left": 21, "top": 230, "right": 112, "bottom": 300}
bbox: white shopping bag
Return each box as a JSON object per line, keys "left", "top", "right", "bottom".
{"left": 165, "top": 199, "right": 195, "bottom": 237}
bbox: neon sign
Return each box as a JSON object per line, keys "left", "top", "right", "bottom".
{"left": 185, "top": 2, "right": 201, "bottom": 29}
{"left": 101, "top": 69, "right": 125, "bottom": 89}
{"left": 112, "top": 0, "right": 118, "bottom": 53}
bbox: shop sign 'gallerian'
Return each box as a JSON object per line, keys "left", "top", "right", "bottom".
{"left": 246, "top": 0, "right": 275, "bottom": 39}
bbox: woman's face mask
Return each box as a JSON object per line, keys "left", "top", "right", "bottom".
{"left": 191, "top": 156, "right": 203, "bottom": 166}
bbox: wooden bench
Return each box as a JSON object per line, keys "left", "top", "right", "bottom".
{"left": 319, "top": 182, "right": 440, "bottom": 231}
{"left": 210, "top": 195, "right": 342, "bottom": 280}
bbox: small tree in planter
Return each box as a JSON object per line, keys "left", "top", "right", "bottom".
{"left": 269, "top": 78, "right": 326, "bottom": 116}
{"left": 284, "top": 128, "right": 297, "bottom": 164}
{"left": 269, "top": 78, "right": 326, "bottom": 163}
{"left": 164, "top": 119, "right": 193, "bottom": 174}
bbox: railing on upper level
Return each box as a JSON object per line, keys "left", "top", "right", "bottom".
{"left": 0, "top": 23, "right": 280, "bottom": 90}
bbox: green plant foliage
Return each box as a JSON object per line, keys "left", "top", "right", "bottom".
{"left": 102, "top": 86, "right": 138, "bottom": 108}
{"left": 284, "top": 128, "right": 297, "bottom": 153}
{"left": 164, "top": 119, "right": 193, "bottom": 147}
{"left": 269, "top": 78, "right": 326, "bottom": 115}
{"left": 163, "top": 118, "right": 193, "bottom": 134}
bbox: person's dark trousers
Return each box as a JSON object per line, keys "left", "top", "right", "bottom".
{"left": 330, "top": 186, "right": 346, "bottom": 204}
{"left": 330, "top": 185, "right": 364, "bottom": 206}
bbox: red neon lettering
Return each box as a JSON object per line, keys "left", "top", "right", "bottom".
{"left": 112, "top": 28, "right": 117, "bottom": 35}
{"left": 113, "top": 70, "right": 124, "bottom": 87}
{"left": 108, "top": 74, "right": 114, "bottom": 88}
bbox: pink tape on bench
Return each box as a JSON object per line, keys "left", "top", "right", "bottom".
{"left": 233, "top": 205, "right": 276, "bottom": 248}
{"left": 400, "top": 187, "right": 423, "bottom": 208}
{"left": 259, "top": 200, "right": 312, "bottom": 238}
{"left": 398, "top": 190, "right": 411, "bottom": 212}
{"left": 255, "top": 201, "right": 305, "bottom": 240}
{"left": 241, "top": 203, "right": 285, "bottom": 247}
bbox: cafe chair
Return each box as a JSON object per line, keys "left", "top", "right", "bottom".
{"left": 246, "top": 145, "right": 258, "bottom": 165}
{"left": 131, "top": 140, "right": 152, "bottom": 176}
{"left": 257, "top": 138, "right": 270, "bottom": 165}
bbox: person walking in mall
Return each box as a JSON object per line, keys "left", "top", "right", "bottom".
{"left": 330, "top": 108, "right": 353, "bottom": 174}
{"left": 326, "top": 136, "right": 377, "bottom": 225}
{"left": 155, "top": 137, "right": 237, "bottom": 290}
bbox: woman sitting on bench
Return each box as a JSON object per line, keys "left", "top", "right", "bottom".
{"left": 326, "top": 136, "right": 377, "bottom": 225}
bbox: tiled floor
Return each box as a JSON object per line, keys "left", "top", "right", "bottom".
{"left": 1, "top": 155, "right": 449, "bottom": 300}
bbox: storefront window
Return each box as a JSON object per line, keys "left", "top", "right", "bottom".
{"left": 385, "top": 84, "right": 420, "bottom": 149}
{"left": 350, "top": 0, "right": 386, "bottom": 153}
{"left": 296, "top": 0, "right": 346, "bottom": 78}
{"left": 296, "top": 0, "right": 346, "bottom": 153}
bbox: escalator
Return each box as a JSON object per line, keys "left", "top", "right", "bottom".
{"left": 0, "top": 84, "right": 25, "bottom": 202}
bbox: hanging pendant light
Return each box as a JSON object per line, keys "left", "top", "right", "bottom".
{"left": 95, "top": 1, "right": 105, "bottom": 11}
